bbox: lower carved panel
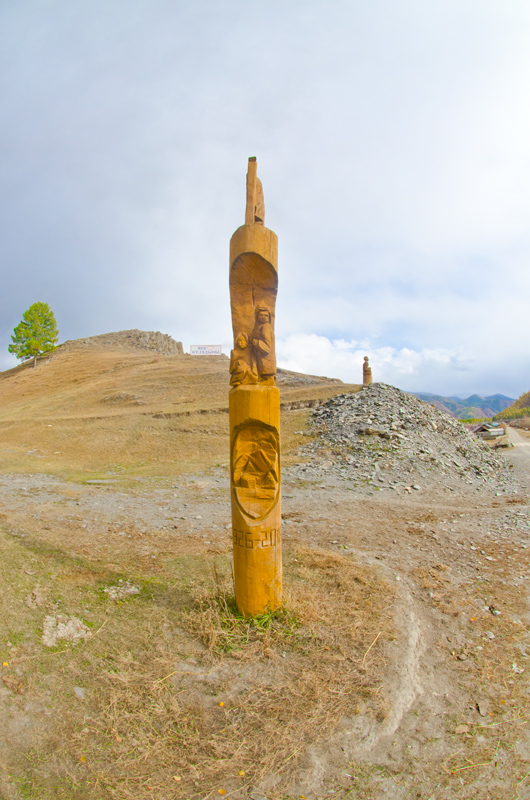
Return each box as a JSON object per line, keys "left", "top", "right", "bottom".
{"left": 232, "top": 421, "right": 279, "bottom": 521}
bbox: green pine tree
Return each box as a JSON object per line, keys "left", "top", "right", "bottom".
{"left": 8, "top": 302, "right": 59, "bottom": 368}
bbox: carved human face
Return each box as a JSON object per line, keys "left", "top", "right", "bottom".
{"left": 257, "top": 310, "right": 269, "bottom": 325}
{"left": 235, "top": 333, "right": 247, "bottom": 349}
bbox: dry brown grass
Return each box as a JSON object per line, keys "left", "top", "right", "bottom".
{"left": 0, "top": 527, "right": 394, "bottom": 800}
{"left": 0, "top": 344, "right": 358, "bottom": 481}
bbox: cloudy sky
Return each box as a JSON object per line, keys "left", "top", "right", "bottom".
{"left": 1, "top": 0, "right": 530, "bottom": 397}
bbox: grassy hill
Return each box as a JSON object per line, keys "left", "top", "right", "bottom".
{"left": 413, "top": 392, "right": 514, "bottom": 419}
{"left": 494, "top": 389, "right": 530, "bottom": 421}
{"left": 0, "top": 332, "right": 360, "bottom": 480}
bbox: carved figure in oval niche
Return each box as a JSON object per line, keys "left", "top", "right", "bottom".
{"left": 232, "top": 423, "right": 279, "bottom": 520}
{"left": 251, "top": 304, "right": 276, "bottom": 384}
{"left": 229, "top": 332, "right": 258, "bottom": 387}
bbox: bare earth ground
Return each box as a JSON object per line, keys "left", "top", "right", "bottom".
{"left": 1, "top": 343, "right": 530, "bottom": 800}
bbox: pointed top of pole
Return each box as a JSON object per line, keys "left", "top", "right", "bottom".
{"left": 245, "top": 157, "right": 265, "bottom": 226}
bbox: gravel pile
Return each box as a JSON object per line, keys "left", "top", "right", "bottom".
{"left": 286, "top": 383, "right": 518, "bottom": 495}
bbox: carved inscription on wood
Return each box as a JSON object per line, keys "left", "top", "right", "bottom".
{"left": 232, "top": 528, "right": 279, "bottom": 549}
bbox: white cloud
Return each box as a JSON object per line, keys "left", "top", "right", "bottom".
{"left": 276, "top": 331, "right": 530, "bottom": 399}
{"left": 1, "top": 1, "right": 530, "bottom": 400}
{"left": 276, "top": 333, "right": 472, "bottom": 393}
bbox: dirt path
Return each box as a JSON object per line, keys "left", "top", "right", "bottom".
{"left": 504, "top": 428, "right": 530, "bottom": 503}
{"left": 507, "top": 426, "right": 530, "bottom": 458}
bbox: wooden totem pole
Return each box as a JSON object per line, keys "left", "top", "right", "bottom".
{"left": 228, "top": 157, "right": 282, "bottom": 617}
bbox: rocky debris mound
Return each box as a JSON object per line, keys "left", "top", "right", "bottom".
{"left": 59, "top": 329, "right": 184, "bottom": 356}
{"left": 288, "top": 383, "right": 518, "bottom": 495}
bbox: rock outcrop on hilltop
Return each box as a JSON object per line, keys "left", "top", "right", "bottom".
{"left": 58, "top": 329, "right": 184, "bottom": 356}
{"left": 288, "top": 383, "right": 517, "bottom": 495}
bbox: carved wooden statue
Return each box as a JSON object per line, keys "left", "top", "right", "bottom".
{"left": 363, "top": 356, "right": 373, "bottom": 386}
{"left": 229, "top": 157, "right": 282, "bottom": 617}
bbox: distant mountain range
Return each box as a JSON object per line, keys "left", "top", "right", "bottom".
{"left": 411, "top": 392, "right": 515, "bottom": 420}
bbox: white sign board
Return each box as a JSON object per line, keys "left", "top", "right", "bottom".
{"left": 190, "top": 344, "right": 223, "bottom": 355}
